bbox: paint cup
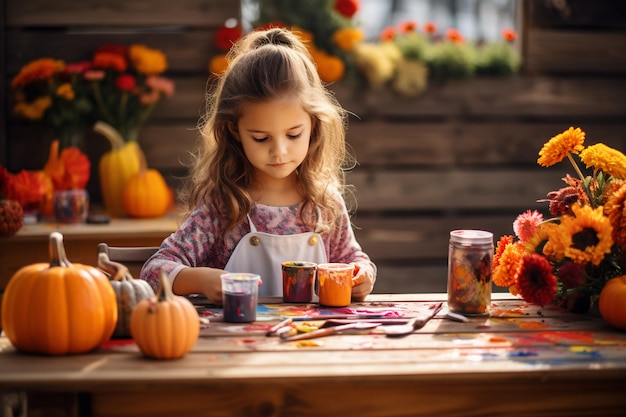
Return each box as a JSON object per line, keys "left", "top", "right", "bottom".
{"left": 54, "top": 189, "right": 89, "bottom": 223}
{"left": 282, "top": 261, "right": 317, "bottom": 303}
{"left": 220, "top": 273, "right": 260, "bottom": 323}
{"left": 316, "top": 263, "right": 354, "bottom": 307}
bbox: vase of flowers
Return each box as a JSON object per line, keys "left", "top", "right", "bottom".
{"left": 492, "top": 127, "right": 626, "bottom": 313}
{"left": 86, "top": 43, "right": 174, "bottom": 217}
{"left": 10, "top": 58, "right": 93, "bottom": 149}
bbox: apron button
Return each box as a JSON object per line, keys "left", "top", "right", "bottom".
{"left": 308, "top": 236, "right": 318, "bottom": 246}
{"left": 250, "top": 236, "right": 260, "bottom": 246}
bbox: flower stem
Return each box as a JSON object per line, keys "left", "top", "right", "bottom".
{"left": 567, "top": 153, "right": 585, "bottom": 182}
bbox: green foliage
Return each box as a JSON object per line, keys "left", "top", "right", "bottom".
{"left": 475, "top": 41, "right": 521, "bottom": 76}
{"left": 426, "top": 41, "right": 476, "bottom": 80}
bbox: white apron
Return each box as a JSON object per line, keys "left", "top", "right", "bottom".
{"left": 224, "top": 215, "right": 328, "bottom": 296}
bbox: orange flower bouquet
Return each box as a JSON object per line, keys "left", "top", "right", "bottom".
{"left": 492, "top": 127, "right": 626, "bottom": 313}
{"left": 10, "top": 58, "right": 93, "bottom": 148}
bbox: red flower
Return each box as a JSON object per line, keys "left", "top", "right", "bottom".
{"left": 93, "top": 52, "right": 127, "bottom": 72}
{"left": 557, "top": 262, "right": 585, "bottom": 289}
{"left": 445, "top": 28, "right": 464, "bottom": 44}
{"left": 334, "top": 0, "right": 359, "bottom": 18}
{"left": 398, "top": 21, "right": 417, "bottom": 34}
{"left": 95, "top": 44, "right": 127, "bottom": 57}
{"left": 64, "top": 61, "right": 92, "bottom": 75}
{"left": 379, "top": 26, "right": 396, "bottom": 42}
{"left": 502, "top": 28, "right": 517, "bottom": 42}
{"left": 215, "top": 25, "right": 243, "bottom": 51}
{"left": 516, "top": 254, "right": 557, "bottom": 306}
{"left": 115, "top": 74, "right": 136, "bottom": 91}
{"left": 423, "top": 21, "right": 437, "bottom": 34}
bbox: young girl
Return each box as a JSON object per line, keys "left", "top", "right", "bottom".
{"left": 140, "top": 28, "right": 376, "bottom": 304}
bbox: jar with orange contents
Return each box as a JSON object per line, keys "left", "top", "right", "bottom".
{"left": 447, "top": 230, "right": 493, "bottom": 316}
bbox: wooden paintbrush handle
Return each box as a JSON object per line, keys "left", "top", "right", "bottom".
{"left": 281, "top": 326, "right": 338, "bottom": 342}
{"left": 412, "top": 302, "right": 444, "bottom": 329}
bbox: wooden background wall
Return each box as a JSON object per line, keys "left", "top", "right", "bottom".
{"left": 2, "top": 0, "right": 626, "bottom": 294}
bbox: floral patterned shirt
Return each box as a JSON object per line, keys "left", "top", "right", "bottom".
{"left": 140, "top": 198, "right": 376, "bottom": 292}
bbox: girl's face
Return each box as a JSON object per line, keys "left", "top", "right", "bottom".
{"left": 233, "top": 94, "right": 312, "bottom": 187}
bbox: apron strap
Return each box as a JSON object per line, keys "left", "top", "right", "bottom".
{"left": 247, "top": 214, "right": 258, "bottom": 233}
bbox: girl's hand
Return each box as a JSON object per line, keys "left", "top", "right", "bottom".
{"left": 350, "top": 262, "right": 375, "bottom": 301}
{"left": 200, "top": 270, "right": 264, "bottom": 305}
{"left": 199, "top": 268, "right": 226, "bottom": 305}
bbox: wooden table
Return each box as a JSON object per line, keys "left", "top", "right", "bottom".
{"left": 1, "top": 293, "right": 626, "bottom": 417}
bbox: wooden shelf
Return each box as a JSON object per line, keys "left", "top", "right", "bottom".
{"left": 0, "top": 215, "right": 179, "bottom": 290}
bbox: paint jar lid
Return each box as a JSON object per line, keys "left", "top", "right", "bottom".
{"left": 449, "top": 230, "right": 493, "bottom": 246}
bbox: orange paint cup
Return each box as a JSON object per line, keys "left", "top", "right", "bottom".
{"left": 316, "top": 263, "right": 354, "bottom": 307}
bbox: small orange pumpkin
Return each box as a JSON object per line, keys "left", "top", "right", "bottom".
{"left": 599, "top": 275, "right": 626, "bottom": 330}
{"left": 122, "top": 148, "right": 171, "bottom": 218}
{"left": 130, "top": 269, "right": 199, "bottom": 359}
{"left": 1, "top": 232, "right": 118, "bottom": 355}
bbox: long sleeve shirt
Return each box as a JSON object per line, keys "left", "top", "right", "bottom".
{"left": 140, "top": 199, "right": 376, "bottom": 293}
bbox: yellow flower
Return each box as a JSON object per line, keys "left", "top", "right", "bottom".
{"left": 579, "top": 143, "right": 626, "bottom": 180}
{"left": 332, "top": 27, "right": 364, "bottom": 51}
{"left": 129, "top": 44, "right": 168, "bottom": 75}
{"left": 56, "top": 83, "right": 75, "bottom": 100}
{"left": 13, "top": 96, "right": 52, "bottom": 120}
{"left": 604, "top": 181, "right": 626, "bottom": 249}
{"left": 550, "top": 204, "right": 613, "bottom": 265}
{"left": 524, "top": 221, "right": 559, "bottom": 259}
{"left": 537, "top": 126, "right": 585, "bottom": 167}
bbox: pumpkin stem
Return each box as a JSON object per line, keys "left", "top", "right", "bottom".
{"left": 156, "top": 269, "right": 175, "bottom": 302}
{"left": 97, "top": 252, "right": 131, "bottom": 282}
{"left": 49, "top": 231, "right": 72, "bottom": 268}
{"left": 94, "top": 121, "right": 126, "bottom": 151}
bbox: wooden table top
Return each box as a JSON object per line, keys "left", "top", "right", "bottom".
{"left": 2, "top": 293, "right": 626, "bottom": 417}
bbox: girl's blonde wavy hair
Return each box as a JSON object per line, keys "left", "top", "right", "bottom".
{"left": 180, "top": 28, "right": 355, "bottom": 236}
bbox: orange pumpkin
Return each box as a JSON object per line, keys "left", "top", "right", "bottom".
{"left": 130, "top": 269, "right": 199, "bottom": 359}
{"left": 122, "top": 149, "right": 172, "bottom": 218}
{"left": 599, "top": 275, "right": 626, "bottom": 330}
{"left": 1, "top": 232, "right": 118, "bottom": 355}
{"left": 43, "top": 139, "right": 91, "bottom": 190}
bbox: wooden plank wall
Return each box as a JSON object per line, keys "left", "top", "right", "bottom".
{"left": 2, "top": 0, "right": 626, "bottom": 294}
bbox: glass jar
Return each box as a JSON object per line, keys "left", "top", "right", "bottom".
{"left": 53, "top": 189, "right": 89, "bottom": 224}
{"left": 447, "top": 230, "right": 493, "bottom": 316}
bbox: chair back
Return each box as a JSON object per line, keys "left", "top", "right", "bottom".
{"left": 97, "top": 243, "right": 159, "bottom": 279}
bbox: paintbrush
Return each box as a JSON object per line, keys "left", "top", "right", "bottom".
{"left": 284, "top": 313, "right": 384, "bottom": 321}
{"left": 266, "top": 317, "right": 293, "bottom": 336}
{"left": 280, "top": 322, "right": 380, "bottom": 342}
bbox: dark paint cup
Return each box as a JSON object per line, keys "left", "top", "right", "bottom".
{"left": 281, "top": 261, "right": 317, "bottom": 303}
{"left": 220, "top": 273, "right": 260, "bottom": 323}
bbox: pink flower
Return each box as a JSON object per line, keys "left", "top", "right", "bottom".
{"left": 146, "top": 76, "right": 175, "bottom": 97}
{"left": 83, "top": 70, "right": 105, "bottom": 81}
{"left": 513, "top": 210, "right": 544, "bottom": 242}
{"left": 140, "top": 90, "right": 160, "bottom": 105}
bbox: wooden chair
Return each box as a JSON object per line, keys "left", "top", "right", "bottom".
{"left": 96, "top": 243, "right": 159, "bottom": 279}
